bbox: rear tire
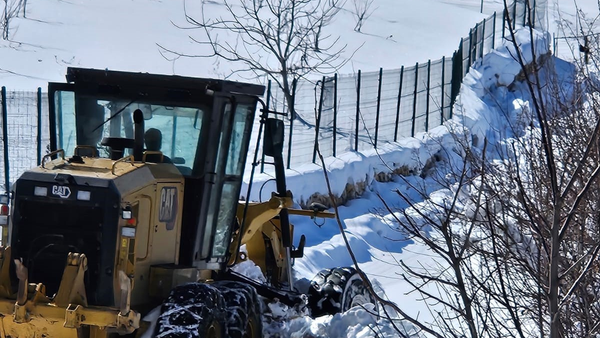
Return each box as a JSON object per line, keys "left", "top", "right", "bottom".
{"left": 307, "top": 267, "right": 377, "bottom": 317}
{"left": 212, "top": 280, "right": 263, "bottom": 338}
{"left": 154, "top": 283, "right": 226, "bottom": 338}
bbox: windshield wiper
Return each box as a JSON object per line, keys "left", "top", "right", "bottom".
{"left": 92, "top": 98, "right": 137, "bottom": 133}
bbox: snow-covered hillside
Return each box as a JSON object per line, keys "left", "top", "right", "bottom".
{"left": 1, "top": 0, "right": 598, "bottom": 337}
{"left": 1, "top": 0, "right": 594, "bottom": 91}
{"left": 251, "top": 27, "right": 560, "bottom": 337}
{"left": 3, "top": 0, "right": 487, "bottom": 90}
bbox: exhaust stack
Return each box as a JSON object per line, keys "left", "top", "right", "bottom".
{"left": 133, "top": 109, "right": 144, "bottom": 161}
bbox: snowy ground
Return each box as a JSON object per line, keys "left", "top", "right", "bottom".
{"left": 0, "top": 0, "right": 597, "bottom": 337}
{"left": 237, "top": 27, "right": 559, "bottom": 337}
{"left": 1, "top": 0, "right": 594, "bottom": 91}
{"left": 2, "top": 0, "right": 483, "bottom": 90}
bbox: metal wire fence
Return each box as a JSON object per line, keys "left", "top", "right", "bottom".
{"left": 1, "top": 3, "right": 544, "bottom": 186}
{"left": 503, "top": 0, "right": 547, "bottom": 37}
{"left": 253, "top": 12, "right": 497, "bottom": 171}
{"left": 0, "top": 88, "right": 49, "bottom": 192}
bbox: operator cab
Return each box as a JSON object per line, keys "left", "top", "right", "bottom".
{"left": 8, "top": 68, "right": 264, "bottom": 305}
{"left": 47, "top": 67, "right": 265, "bottom": 264}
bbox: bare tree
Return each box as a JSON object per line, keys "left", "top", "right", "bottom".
{"left": 367, "top": 2, "right": 600, "bottom": 337}
{"left": 163, "top": 0, "right": 352, "bottom": 126}
{"left": 1, "top": 0, "right": 21, "bottom": 40}
{"left": 20, "top": 0, "right": 26, "bottom": 18}
{"left": 352, "top": 0, "right": 374, "bottom": 33}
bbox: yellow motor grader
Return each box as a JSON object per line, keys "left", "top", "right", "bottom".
{"left": 0, "top": 68, "right": 376, "bottom": 338}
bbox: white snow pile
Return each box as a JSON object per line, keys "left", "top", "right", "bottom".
{"left": 234, "top": 27, "right": 568, "bottom": 337}
{"left": 0, "top": 0, "right": 587, "bottom": 336}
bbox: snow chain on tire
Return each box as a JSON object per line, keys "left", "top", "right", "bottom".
{"left": 307, "top": 267, "right": 378, "bottom": 317}
{"left": 212, "top": 280, "right": 263, "bottom": 338}
{"left": 154, "top": 283, "right": 226, "bottom": 338}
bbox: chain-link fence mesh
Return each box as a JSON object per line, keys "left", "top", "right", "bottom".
{"left": 253, "top": 12, "right": 498, "bottom": 172}
{"left": 504, "top": 0, "right": 548, "bottom": 36}
{"left": 2, "top": 6, "right": 544, "bottom": 182}
{"left": 0, "top": 88, "right": 49, "bottom": 192}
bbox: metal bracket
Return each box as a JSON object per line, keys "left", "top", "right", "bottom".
{"left": 64, "top": 304, "right": 82, "bottom": 328}
{"left": 54, "top": 253, "right": 88, "bottom": 308}
{"left": 13, "top": 302, "right": 29, "bottom": 323}
{"left": 116, "top": 309, "right": 141, "bottom": 334}
{"left": 270, "top": 230, "right": 284, "bottom": 267}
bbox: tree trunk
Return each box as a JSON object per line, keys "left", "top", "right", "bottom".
{"left": 3, "top": 0, "right": 8, "bottom": 40}
{"left": 549, "top": 205, "right": 562, "bottom": 338}
{"left": 453, "top": 260, "right": 478, "bottom": 338}
{"left": 281, "top": 75, "right": 295, "bottom": 120}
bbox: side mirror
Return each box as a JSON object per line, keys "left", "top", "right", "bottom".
{"left": 263, "top": 118, "right": 284, "bottom": 157}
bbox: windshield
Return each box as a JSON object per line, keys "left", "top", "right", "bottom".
{"left": 55, "top": 93, "right": 204, "bottom": 169}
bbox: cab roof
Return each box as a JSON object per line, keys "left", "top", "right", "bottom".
{"left": 65, "top": 67, "right": 265, "bottom": 98}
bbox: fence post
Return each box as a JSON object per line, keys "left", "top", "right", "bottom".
{"left": 411, "top": 62, "right": 419, "bottom": 137}
{"left": 355, "top": 70, "right": 361, "bottom": 151}
{"left": 1, "top": 87, "right": 8, "bottom": 192}
{"left": 502, "top": 7, "right": 506, "bottom": 38}
{"left": 261, "top": 80, "right": 271, "bottom": 173}
{"left": 440, "top": 56, "right": 446, "bottom": 123}
{"left": 531, "top": 0, "right": 537, "bottom": 28}
{"left": 480, "top": 19, "right": 486, "bottom": 58}
{"left": 450, "top": 46, "right": 463, "bottom": 119}
{"left": 313, "top": 76, "right": 325, "bottom": 163}
{"left": 425, "top": 60, "right": 431, "bottom": 131}
{"left": 374, "top": 68, "right": 383, "bottom": 148}
{"left": 472, "top": 24, "right": 478, "bottom": 63}
{"left": 333, "top": 73, "right": 338, "bottom": 157}
{"left": 394, "top": 66, "right": 404, "bottom": 142}
{"left": 492, "top": 11, "right": 497, "bottom": 49}
{"left": 287, "top": 79, "right": 296, "bottom": 169}
{"left": 468, "top": 28, "right": 473, "bottom": 67}
{"left": 37, "top": 87, "right": 42, "bottom": 166}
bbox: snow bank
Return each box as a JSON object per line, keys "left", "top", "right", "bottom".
{"left": 243, "top": 28, "right": 552, "bottom": 209}
{"left": 286, "top": 26, "right": 559, "bottom": 337}
{"left": 242, "top": 132, "right": 447, "bottom": 205}
{"left": 457, "top": 28, "right": 552, "bottom": 145}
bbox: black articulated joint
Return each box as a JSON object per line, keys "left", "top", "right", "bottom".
{"left": 223, "top": 270, "right": 305, "bottom": 308}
